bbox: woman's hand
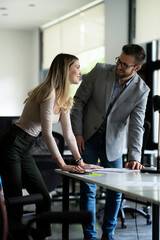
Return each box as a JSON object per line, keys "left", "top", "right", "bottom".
{"left": 78, "top": 161, "right": 103, "bottom": 170}
{"left": 61, "top": 164, "right": 85, "bottom": 173}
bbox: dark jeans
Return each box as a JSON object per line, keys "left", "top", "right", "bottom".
{"left": 80, "top": 133, "right": 122, "bottom": 239}
{"left": 0, "top": 124, "right": 51, "bottom": 237}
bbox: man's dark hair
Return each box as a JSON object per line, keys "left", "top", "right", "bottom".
{"left": 122, "top": 44, "right": 146, "bottom": 66}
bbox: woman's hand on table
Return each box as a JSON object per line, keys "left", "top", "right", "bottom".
{"left": 78, "top": 161, "right": 104, "bottom": 170}
{"left": 61, "top": 164, "right": 85, "bottom": 173}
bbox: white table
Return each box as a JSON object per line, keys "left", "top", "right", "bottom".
{"left": 55, "top": 168, "right": 160, "bottom": 240}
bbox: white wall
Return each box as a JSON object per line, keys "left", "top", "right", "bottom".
{"left": 105, "top": 0, "right": 129, "bottom": 64}
{"left": 0, "top": 29, "right": 40, "bottom": 116}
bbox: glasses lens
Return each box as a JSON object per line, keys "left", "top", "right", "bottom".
{"left": 115, "top": 57, "right": 119, "bottom": 64}
{"left": 116, "top": 58, "right": 128, "bottom": 69}
{"left": 122, "top": 63, "right": 128, "bottom": 69}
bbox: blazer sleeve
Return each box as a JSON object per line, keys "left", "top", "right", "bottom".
{"left": 127, "top": 88, "right": 150, "bottom": 162}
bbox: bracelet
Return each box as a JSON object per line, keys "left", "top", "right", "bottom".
{"left": 75, "top": 157, "right": 83, "bottom": 163}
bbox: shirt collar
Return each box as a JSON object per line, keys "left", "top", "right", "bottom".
{"left": 126, "top": 73, "right": 136, "bottom": 86}
{"left": 116, "top": 73, "right": 136, "bottom": 87}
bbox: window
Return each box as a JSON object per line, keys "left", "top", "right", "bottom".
{"left": 41, "top": 2, "right": 105, "bottom": 96}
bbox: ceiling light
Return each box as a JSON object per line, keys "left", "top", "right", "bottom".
{"left": 0, "top": 7, "right": 7, "bottom": 10}
{"left": 28, "top": 4, "right": 36, "bottom": 7}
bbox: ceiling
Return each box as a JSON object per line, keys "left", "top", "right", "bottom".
{"left": 0, "top": 0, "right": 100, "bottom": 30}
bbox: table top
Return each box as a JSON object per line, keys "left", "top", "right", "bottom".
{"left": 55, "top": 168, "right": 160, "bottom": 205}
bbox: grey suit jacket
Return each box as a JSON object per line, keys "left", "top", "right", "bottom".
{"left": 71, "top": 63, "right": 150, "bottom": 162}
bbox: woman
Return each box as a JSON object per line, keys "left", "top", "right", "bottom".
{"left": 0, "top": 53, "right": 102, "bottom": 239}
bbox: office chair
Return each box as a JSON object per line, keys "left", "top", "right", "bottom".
{"left": 1, "top": 192, "right": 92, "bottom": 240}
{"left": 96, "top": 121, "right": 152, "bottom": 228}
{"left": 26, "top": 211, "right": 92, "bottom": 240}
{"left": 1, "top": 162, "right": 91, "bottom": 240}
{"left": 0, "top": 183, "right": 42, "bottom": 239}
{"left": 6, "top": 194, "right": 44, "bottom": 240}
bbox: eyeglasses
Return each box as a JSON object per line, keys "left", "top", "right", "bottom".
{"left": 115, "top": 57, "right": 136, "bottom": 69}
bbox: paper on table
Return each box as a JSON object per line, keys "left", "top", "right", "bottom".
{"left": 85, "top": 168, "right": 140, "bottom": 173}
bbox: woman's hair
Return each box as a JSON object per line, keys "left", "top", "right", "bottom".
{"left": 122, "top": 44, "right": 146, "bottom": 66}
{"left": 24, "top": 53, "right": 78, "bottom": 113}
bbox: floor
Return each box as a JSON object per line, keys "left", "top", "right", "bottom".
{"left": 45, "top": 186, "right": 152, "bottom": 240}
{"left": 22, "top": 181, "right": 153, "bottom": 240}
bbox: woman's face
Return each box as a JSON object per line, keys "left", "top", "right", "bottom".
{"left": 69, "top": 59, "right": 82, "bottom": 84}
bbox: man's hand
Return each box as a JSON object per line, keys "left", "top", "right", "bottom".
{"left": 125, "top": 161, "right": 144, "bottom": 170}
{"left": 75, "top": 135, "right": 85, "bottom": 155}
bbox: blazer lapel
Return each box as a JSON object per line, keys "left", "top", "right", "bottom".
{"left": 110, "top": 73, "right": 139, "bottom": 113}
{"left": 105, "top": 66, "right": 116, "bottom": 112}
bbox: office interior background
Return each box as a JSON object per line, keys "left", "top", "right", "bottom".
{"left": 0, "top": 0, "right": 160, "bottom": 152}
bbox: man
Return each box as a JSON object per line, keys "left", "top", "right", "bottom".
{"left": 70, "top": 44, "right": 150, "bottom": 240}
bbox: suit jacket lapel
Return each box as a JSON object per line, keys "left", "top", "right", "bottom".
{"left": 105, "top": 66, "right": 116, "bottom": 112}
{"left": 110, "top": 73, "right": 139, "bottom": 113}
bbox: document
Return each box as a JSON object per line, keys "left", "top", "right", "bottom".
{"left": 85, "top": 168, "right": 140, "bottom": 174}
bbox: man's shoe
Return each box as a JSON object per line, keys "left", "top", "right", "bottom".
{"left": 101, "top": 234, "right": 116, "bottom": 240}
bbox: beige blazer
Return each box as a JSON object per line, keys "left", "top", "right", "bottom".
{"left": 71, "top": 63, "right": 150, "bottom": 162}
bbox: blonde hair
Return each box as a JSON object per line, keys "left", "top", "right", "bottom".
{"left": 24, "top": 53, "right": 78, "bottom": 113}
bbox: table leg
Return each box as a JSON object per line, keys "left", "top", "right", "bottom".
{"left": 152, "top": 203, "right": 159, "bottom": 240}
{"left": 62, "top": 175, "right": 69, "bottom": 240}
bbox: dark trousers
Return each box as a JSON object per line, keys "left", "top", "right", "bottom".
{"left": 0, "top": 124, "right": 51, "bottom": 237}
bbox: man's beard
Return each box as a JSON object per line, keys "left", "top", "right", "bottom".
{"left": 116, "top": 68, "right": 134, "bottom": 80}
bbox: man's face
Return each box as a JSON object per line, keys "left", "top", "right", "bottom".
{"left": 116, "top": 53, "right": 140, "bottom": 81}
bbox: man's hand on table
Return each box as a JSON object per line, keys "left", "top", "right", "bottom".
{"left": 125, "top": 160, "right": 144, "bottom": 170}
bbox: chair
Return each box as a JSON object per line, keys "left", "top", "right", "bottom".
{"left": 26, "top": 211, "right": 92, "bottom": 240}
{"left": 96, "top": 121, "right": 152, "bottom": 228}
{"left": 1, "top": 193, "right": 92, "bottom": 240}
{"left": 6, "top": 194, "right": 44, "bottom": 240}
